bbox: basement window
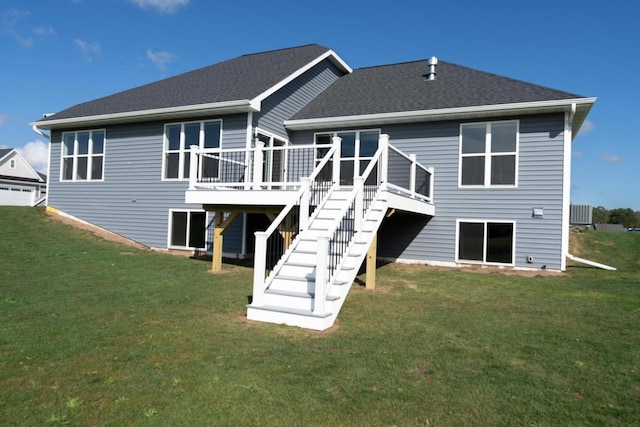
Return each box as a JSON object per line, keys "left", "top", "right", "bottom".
{"left": 168, "top": 210, "right": 207, "bottom": 249}
{"left": 457, "top": 220, "right": 515, "bottom": 265}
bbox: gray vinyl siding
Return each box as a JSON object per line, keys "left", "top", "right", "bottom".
{"left": 377, "top": 113, "right": 567, "bottom": 270}
{"left": 47, "top": 114, "right": 248, "bottom": 253}
{"left": 255, "top": 61, "right": 343, "bottom": 139}
{"left": 290, "top": 113, "right": 567, "bottom": 270}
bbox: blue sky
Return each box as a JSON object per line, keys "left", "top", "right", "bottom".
{"left": 1, "top": 0, "right": 638, "bottom": 210}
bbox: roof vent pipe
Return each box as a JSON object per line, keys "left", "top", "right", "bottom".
{"left": 426, "top": 56, "right": 438, "bottom": 81}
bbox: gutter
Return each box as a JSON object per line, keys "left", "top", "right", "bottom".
{"left": 31, "top": 121, "right": 51, "bottom": 207}
{"left": 284, "top": 97, "right": 597, "bottom": 131}
{"left": 30, "top": 99, "right": 260, "bottom": 130}
{"left": 567, "top": 254, "right": 617, "bottom": 271}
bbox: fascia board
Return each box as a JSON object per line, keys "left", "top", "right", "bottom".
{"left": 284, "top": 98, "right": 597, "bottom": 131}
{"left": 251, "top": 49, "right": 353, "bottom": 105}
{"left": 31, "top": 99, "right": 259, "bottom": 130}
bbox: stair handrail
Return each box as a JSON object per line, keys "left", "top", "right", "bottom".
{"left": 386, "top": 144, "right": 433, "bottom": 202}
{"left": 252, "top": 141, "right": 339, "bottom": 306}
{"left": 312, "top": 134, "right": 389, "bottom": 314}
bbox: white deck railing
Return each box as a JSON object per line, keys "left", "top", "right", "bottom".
{"left": 188, "top": 136, "right": 434, "bottom": 203}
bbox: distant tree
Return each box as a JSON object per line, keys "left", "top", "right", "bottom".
{"left": 592, "top": 206, "right": 609, "bottom": 224}
{"left": 608, "top": 208, "right": 638, "bottom": 229}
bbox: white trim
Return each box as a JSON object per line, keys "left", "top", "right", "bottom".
{"left": 167, "top": 208, "right": 208, "bottom": 250}
{"left": 253, "top": 49, "right": 352, "bottom": 105}
{"left": 31, "top": 100, "right": 258, "bottom": 130}
{"left": 455, "top": 219, "right": 516, "bottom": 267}
{"left": 161, "top": 119, "right": 223, "bottom": 181}
{"left": 60, "top": 129, "right": 106, "bottom": 182}
{"left": 284, "top": 98, "right": 597, "bottom": 131}
{"left": 254, "top": 127, "right": 288, "bottom": 144}
{"left": 9, "top": 159, "right": 16, "bottom": 169}
{"left": 313, "top": 128, "right": 382, "bottom": 176}
{"left": 560, "top": 106, "right": 575, "bottom": 271}
{"left": 458, "top": 120, "right": 519, "bottom": 188}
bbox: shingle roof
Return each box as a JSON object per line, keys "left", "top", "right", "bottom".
{"left": 0, "top": 148, "right": 12, "bottom": 160}
{"left": 42, "top": 44, "right": 331, "bottom": 122}
{"left": 291, "top": 59, "right": 585, "bottom": 120}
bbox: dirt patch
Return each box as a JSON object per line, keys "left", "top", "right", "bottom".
{"left": 46, "top": 211, "right": 147, "bottom": 249}
{"left": 387, "top": 262, "right": 562, "bottom": 277}
{"left": 45, "top": 211, "right": 202, "bottom": 259}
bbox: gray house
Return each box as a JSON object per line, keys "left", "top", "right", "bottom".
{"left": 32, "top": 44, "right": 595, "bottom": 329}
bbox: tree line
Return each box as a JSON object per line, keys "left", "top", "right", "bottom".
{"left": 592, "top": 207, "right": 640, "bottom": 229}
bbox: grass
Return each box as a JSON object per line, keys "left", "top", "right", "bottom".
{"left": 1, "top": 206, "right": 639, "bottom": 426}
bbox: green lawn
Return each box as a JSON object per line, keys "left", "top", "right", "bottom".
{"left": 1, "top": 207, "right": 639, "bottom": 426}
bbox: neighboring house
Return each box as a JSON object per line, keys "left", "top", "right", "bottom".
{"left": 0, "top": 148, "right": 47, "bottom": 206}
{"left": 31, "top": 44, "right": 595, "bottom": 329}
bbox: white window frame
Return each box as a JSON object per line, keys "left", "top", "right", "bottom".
{"left": 162, "top": 119, "right": 223, "bottom": 181}
{"left": 10, "top": 159, "right": 16, "bottom": 169}
{"left": 313, "top": 129, "right": 381, "bottom": 174}
{"left": 455, "top": 219, "right": 516, "bottom": 266}
{"left": 60, "top": 129, "right": 106, "bottom": 182}
{"left": 167, "top": 209, "right": 209, "bottom": 250}
{"left": 458, "top": 120, "right": 519, "bottom": 188}
{"left": 255, "top": 128, "right": 289, "bottom": 184}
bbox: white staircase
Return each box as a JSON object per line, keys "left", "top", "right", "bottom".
{"left": 247, "top": 187, "right": 388, "bottom": 330}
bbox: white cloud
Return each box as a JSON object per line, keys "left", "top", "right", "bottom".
{"left": 3, "top": 9, "right": 33, "bottom": 47}
{"left": 578, "top": 119, "right": 595, "bottom": 136}
{"left": 572, "top": 150, "right": 582, "bottom": 158}
{"left": 599, "top": 153, "right": 621, "bottom": 164}
{"left": 128, "top": 0, "right": 189, "bottom": 13}
{"left": 16, "top": 140, "right": 48, "bottom": 173}
{"left": 0, "top": 114, "right": 7, "bottom": 127}
{"left": 74, "top": 38, "right": 101, "bottom": 62}
{"left": 147, "top": 49, "right": 174, "bottom": 70}
{"left": 34, "top": 26, "right": 56, "bottom": 36}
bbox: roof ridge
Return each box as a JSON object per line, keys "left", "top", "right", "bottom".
{"left": 241, "top": 43, "right": 328, "bottom": 57}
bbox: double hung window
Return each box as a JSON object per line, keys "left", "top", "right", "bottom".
{"left": 457, "top": 220, "right": 515, "bottom": 265}
{"left": 61, "top": 130, "right": 105, "bottom": 181}
{"left": 163, "top": 120, "right": 222, "bottom": 180}
{"left": 460, "top": 121, "right": 518, "bottom": 187}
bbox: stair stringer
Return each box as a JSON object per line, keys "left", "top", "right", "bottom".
{"left": 321, "top": 195, "right": 389, "bottom": 328}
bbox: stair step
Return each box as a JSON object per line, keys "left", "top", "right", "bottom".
{"left": 247, "top": 304, "right": 331, "bottom": 319}
{"left": 266, "top": 288, "right": 340, "bottom": 302}
{"left": 273, "top": 274, "right": 315, "bottom": 284}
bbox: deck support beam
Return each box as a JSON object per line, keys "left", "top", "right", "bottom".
{"left": 212, "top": 211, "right": 240, "bottom": 272}
{"left": 366, "top": 234, "right": 377, "bottom": 289}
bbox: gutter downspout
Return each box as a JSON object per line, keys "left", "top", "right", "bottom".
{"left": 567, "top": 253, "right": 616, "bottom": 271}
{"left": 31, "top": 122, "right": 51, "bottom": 207}
{"left": 560, "top": 103, "right": 577, "bottom": 271}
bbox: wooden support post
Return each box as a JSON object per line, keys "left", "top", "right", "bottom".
{"left": 366, "top": 234, "right": 377, "bottom": 290}
{"left": 211, "top": 211, "right": 240, "bottom": 272}
{"left": 212, "top": 211, "right": 224, "bottom": 272}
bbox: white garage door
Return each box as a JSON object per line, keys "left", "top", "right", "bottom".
{"left": 0, "top": 185, "right": 35, "bottom": 206}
